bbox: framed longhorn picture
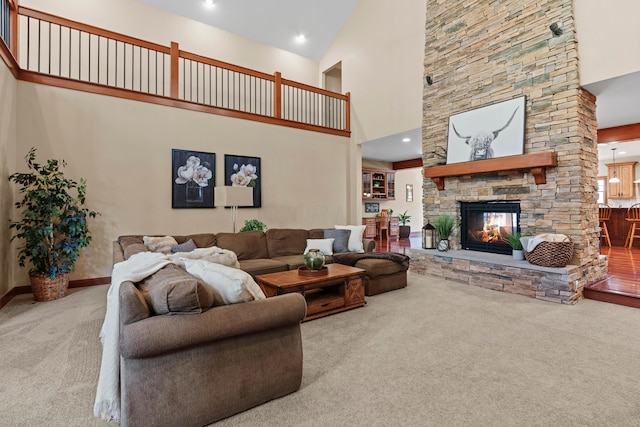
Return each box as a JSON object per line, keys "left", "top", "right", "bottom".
{"left": 446, "top": 96, "right": 526, "bottom": 164}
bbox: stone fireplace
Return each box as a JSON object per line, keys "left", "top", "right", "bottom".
{"left": 460, "top": 201, "right": 520, "bottom": 255}
{"left": 410, "top": 0, "right": 608, "bottom": 304}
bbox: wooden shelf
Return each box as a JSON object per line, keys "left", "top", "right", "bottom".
{"left": 423, "top": 152, "right": 557, "bottom": 190}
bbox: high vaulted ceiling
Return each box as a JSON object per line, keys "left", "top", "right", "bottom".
{"left": 138, "top": 0, "right": 640, "bottom": 162}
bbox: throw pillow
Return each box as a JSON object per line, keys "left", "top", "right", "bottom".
{"left": 139, "top": 265, "right": 214, "bottom": 315}
{"left": 304, "top": 238, "right": 335, "bottom": 256}
{"left": 171, "top": 239, "right": 197, "bottom": 253}
{"left": 183, "top": 258, "right": 266, "bottom": 305}
{"left": 335, "top": 225, "right": 366, "bottom": 253}
{"left": 143, "top": 236, "right": 179, "bottom": 255}
{"left": 324, "top": 229, "right": 351, "bottom": 253}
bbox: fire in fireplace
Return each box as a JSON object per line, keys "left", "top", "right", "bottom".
{"left": 460, "top": 201, "right": 520, "bottom": 255}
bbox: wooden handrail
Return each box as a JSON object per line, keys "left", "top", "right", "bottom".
{"left": 17, "top": 7, "right": 170, "bottom": 54}
{"left": 281, "top": 77, "right": 349, "bottom": 100}
{"left": 424, "top": 152, "right": 558, "bottom": 190}
{"left": 9, "top": 6, "right": 351, "bottom": 136}
{"left": 180, "top": 49, "right": 275, "bottom": 82}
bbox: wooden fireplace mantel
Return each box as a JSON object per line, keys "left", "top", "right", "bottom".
{"left": 423, "top": 152, "right": 557, "bottom": 191}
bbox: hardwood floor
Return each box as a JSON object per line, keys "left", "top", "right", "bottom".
{"left": 584, "top": 246, "right": 640, "bottom": 308}
{"left": 375, "top": 235, "right": 640, "bottom": 308}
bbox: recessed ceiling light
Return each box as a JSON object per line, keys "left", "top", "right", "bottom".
{"left": 296, "top": 34, "right": 306, "bottom": 43}
{"left": 203, "top": 0, "right": 215, "bottom": 9}
{"left": 402, "top": 138, "right": 411, "bottom": 142}
{"left": 619, "top": 151, "right": 627, "bottom": 155}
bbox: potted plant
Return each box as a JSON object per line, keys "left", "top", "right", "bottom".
{"left": 239, "top": 219, "right": 267, "bottom": 232}
{"left": 432, "top": 214, "right": 455, "bottom": 251}
{"left": 504, "top": 232, "right": 525, "bottom": 260}
{"left": 9, "top": 148, "right": 99, "bottom": 301}
{"left": 398, "top": 210, "right": 411, "bottom": 238}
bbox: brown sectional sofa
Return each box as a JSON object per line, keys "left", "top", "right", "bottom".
{"left": 113, "top": 228, "right": 408, "bottom": 426}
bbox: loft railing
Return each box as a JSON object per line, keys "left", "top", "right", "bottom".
{"left": 2, "top": 6, "right": 350, "bottom": 136}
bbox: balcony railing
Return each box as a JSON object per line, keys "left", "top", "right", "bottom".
{"left": 1, "top": 6, "right": 350, "bottom": 136}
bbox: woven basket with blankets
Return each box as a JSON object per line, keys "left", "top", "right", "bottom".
{"left": 521, "top": 234, "right": 574, "bottom": 268}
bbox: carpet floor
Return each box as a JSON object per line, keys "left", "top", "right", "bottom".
{"left": 1, "top": 272, "right": 639, "bottom": 426}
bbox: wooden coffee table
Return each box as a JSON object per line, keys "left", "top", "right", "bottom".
{"left": 256, "top": 263, "right": 366, "bottom": 321}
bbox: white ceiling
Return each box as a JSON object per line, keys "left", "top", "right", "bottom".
{"left": 139, "top": 0, "right": 640, "bottom": 163}
{"left": 137, "top": 0, "right": 358, "bottom": 61}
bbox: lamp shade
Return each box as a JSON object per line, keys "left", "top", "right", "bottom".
{"left": 214, "top": 186, "right": 253, "bottom": 207}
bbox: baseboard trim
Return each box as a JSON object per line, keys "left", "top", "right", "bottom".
{"left": 0, "top": 276, "right": 111, "bottom": 310}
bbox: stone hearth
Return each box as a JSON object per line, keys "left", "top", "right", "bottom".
{"left": 410, "top": 249, "right": 608, "bottom": 304}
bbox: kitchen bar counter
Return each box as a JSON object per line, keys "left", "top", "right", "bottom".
{"left": 604, "top": 207, "right": 632, "bottom": 247}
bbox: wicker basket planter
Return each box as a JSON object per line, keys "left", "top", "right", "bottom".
{"left": 522, "top": 237, "right": 573, "bottom": 268}
{"left": 30, "top": 273, "right": 69, "bottom": 302}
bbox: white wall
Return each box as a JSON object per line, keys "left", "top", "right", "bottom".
{"left": 21, "top": 0, "right": 320, "bottom": 85}
{"left": 574, "top": 0, "right": 640, "bottom": 85}
{"left": 0, "top": 57, "right": 17, "bottom": 297}
{"left": 13, "top": 82, "right": 349, "bottom": 286}
{"left": 319, "top": 0, "right": 425, "bottom": 143}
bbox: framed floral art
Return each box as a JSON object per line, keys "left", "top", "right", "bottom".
{"left": 172, "top": 149, "right": 215, "bottom": 208}
{"left": 224, "top": 154, "right": 261, "bottom": 208}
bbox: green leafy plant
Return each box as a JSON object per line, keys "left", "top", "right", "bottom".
{"left": 9, "top": 148, "right": 99, "bottom": 279}
{"left": 239, "top": 219, "right": 267, "bottom": 232}
{"left": 503, "top": 232, "right": 524, "bottom": 250}
{"left": 432, "top": 214, "right": 455, "bottom": 240}
{"left": 398, "top": 211, "right": 411, "bottom": 226}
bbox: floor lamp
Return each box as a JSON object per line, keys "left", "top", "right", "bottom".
{"left": 214, "top": 186, "right": 254, "bottom": 233}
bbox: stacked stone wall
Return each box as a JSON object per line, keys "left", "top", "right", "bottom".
{"left": 417, "top": 0, "right": 604, "bottom": 302}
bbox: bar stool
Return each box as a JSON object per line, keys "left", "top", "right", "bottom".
{"left": 624, "top": 203, "right": 640, "bottom": 249}
{"left": 378, "top": 216, "right": 390, "bottom": 241}
{"left": 598, "top": 203, "right": 612, "bottom": 247}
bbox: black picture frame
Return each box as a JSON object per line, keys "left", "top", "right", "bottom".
{"left": 172, "top": 149, "right": 215, "bottom": 208}
{"left": 365, "top": 202, "right": 380, "bottom": 213}
{"left": 446, "top": 95, "right": 526, "bottom": 164}
{"left": 224, "top": 154, "right": 261, "bottom": 208}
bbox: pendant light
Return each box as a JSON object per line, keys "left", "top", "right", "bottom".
{"left": 609, "top": 148, "right": 620, "bottom": 183}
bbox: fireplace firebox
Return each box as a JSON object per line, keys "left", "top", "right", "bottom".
{"left": 460, "top": 201, "right": 520, "bottom": 255}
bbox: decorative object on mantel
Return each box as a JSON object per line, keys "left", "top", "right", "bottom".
{"left": 446, "top": 96, "right": 525, "bottom": 164}
{"left": 504, "top": 232, "right": 525, "bottom": 260}
{"left": 433, "top": 215, "right": 456, "bottom": 252}
{"left": 424, "top": 151, "right": 558, "bottom": 191}
{"left": 521, "top": 234, "right": 573, "bottom": 267}
{"left": 9, "top": 148, "right": 99, "bottom": 301}
{"left": 422, "top": 222, "right": 436, "bottom": 249}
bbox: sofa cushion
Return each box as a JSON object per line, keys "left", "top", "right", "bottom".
{"left": 183, "top": 258, "right": 266, "bottom": 305}
{"left": 216, "top": 231, "right": 269, "bottom": 260}
{"left": 185, "top": 233, "right": 217, "bottom": 248}
{"left": 139, "top": 264, "right": 214, "bottom": 315}
{"left": 266, "top": 228, "right": 309, "bottom": 257}
{"left": 270, "top": 255, "right": 306, "bottom": 270}
{"left": 335, "top": 225, "right": 366, "bottom": 253}
{"left": 308, "top": 228, "right": 325, "bottom": 239}
{"left": 239, "top": 259, "right": 288, "bottom": 277}
{"left": 171, "top": 239, "right": 197, "bottom": 253}
{"left": 118, "top": 236, "right": 148, "bottom": 260}
{"left": 324, "top": 229, "right": 351, "bottom": 253}
{"left": 354, "top": 258, "right": 408, "bottom": 278}
{"left": 143, "top": 236, "right": 179, "bottom": 254}
{"left": 304, "top": 238, "right": 334, "bottom": 255}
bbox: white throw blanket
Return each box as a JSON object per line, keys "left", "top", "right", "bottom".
{"left": 93, "top": 247, "right": 250, "bottom": 420}
{"left": 93, "top": 252, "right": 171, "bottom": 420}
{"left": 523, "top": 233, "right": 568, "bottom": 252}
